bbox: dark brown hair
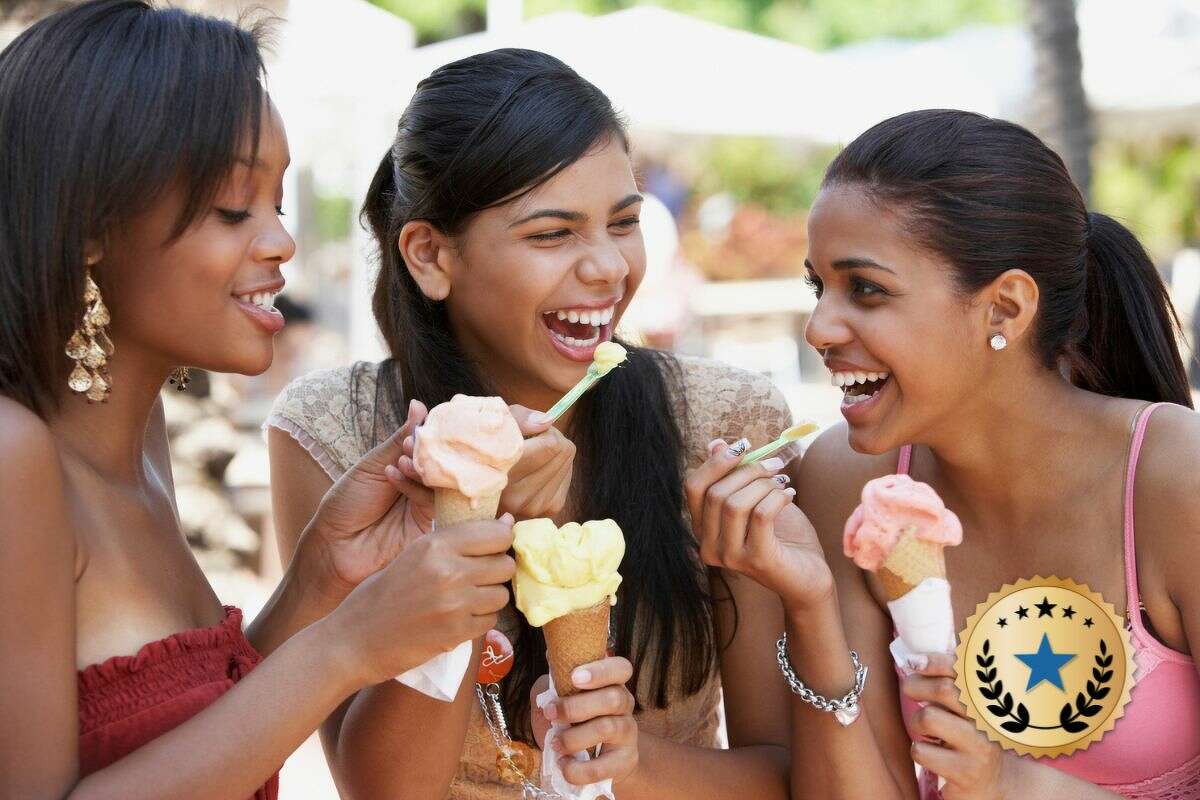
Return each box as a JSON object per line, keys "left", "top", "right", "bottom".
{"left": 0, "top": 0, "right": 272, "bottom": 416}
{"left": 824, "top": 109, "right": 1191, "bottom": 408}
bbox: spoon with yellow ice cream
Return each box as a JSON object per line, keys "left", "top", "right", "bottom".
{"left": 544, "top": 342, "right": 627, "bottom": 422}
{"left": 740, "top": 421, "right": 819, "bottom": 465}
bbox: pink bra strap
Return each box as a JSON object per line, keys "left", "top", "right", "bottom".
{"left": 1124, "top": 403, "right": 1166, "bottom": 613}
{"left": 897, "top": 444, "right": 913, "bottom": 475}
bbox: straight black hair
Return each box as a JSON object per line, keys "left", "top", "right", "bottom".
{"left": 824, "top": 109, "right": 1191, "bottom": 408}
{"left": 360, "top": 48, "right": 719, "bottom": 741}
{"left": 0, "top": 0, "right": 272, "bottom": 417}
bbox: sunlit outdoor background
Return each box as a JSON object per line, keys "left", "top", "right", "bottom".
{"left": 3, "top": 0, "right": 1199, "bottom": 795}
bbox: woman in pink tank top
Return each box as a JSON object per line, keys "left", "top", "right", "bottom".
{"left": 685, "top": 110, "right": 1200, "bottom": 800}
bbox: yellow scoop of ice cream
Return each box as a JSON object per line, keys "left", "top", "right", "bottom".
{"left": 591, "top": 341, "right": 627, "bottom": 376}
{"left": 512, "top": 518, "right": 624, "bottom": 627}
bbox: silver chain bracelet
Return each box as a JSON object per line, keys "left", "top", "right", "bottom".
{"left": 775, "top": 632, "right": 868, "bottom": 727}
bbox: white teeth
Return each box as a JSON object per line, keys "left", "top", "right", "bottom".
{"left": 238, "top": 291, "right": 279, "bottom": 310}
{"left": 567, "top": 310, "right": 580, "bottom": 323}
{"left": 854, "top": 371, "right": 866, "bottom": 385}
{"left": 843, "top": 392, "right": 873, "bottom": 406}
{"left": 602, "top": 307, "right": 614, "bottom": 324}
{"left": 557, "top": 311, "right": 568, "bottom": 321}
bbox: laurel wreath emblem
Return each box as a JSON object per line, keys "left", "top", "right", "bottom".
{"left": 975, "top": 638, "right": 1113, "bottom": 734}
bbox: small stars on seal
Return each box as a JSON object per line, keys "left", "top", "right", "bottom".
{"left": 1083, "top": 617, "right": 1095, "bottom": 628}
{"left": 1016, "top": 606, "right": 1030, "bottom": 619}
{"left": 1062, "top": 606, "right": 1076, "bottom": 619}
{"left": 998, "top": 617, "right": 1008, "bottom": 628}
{"left": 1035, "top": 596, "right": 1057, "bottom": 618}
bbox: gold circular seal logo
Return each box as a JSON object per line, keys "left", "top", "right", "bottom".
{"left": 954, "top": 576, "right": 1136, "bottom": 758}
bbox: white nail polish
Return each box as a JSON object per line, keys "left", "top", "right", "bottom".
{"left": 761, "top": 457, "right": 785, "bottom": 471}
{"left": 905, "top": 654, "right": 929, "bottom": 672}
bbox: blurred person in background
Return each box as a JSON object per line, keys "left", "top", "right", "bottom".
{"left": 0, "top": 3, "right": 515, "bottom": 797}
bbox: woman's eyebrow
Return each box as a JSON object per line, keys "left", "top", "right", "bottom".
{"left": 509, "top": 194, "right": 644, "bottom": 228}
{"left": 831, "top": 256, "right": 896, "bottom": 275}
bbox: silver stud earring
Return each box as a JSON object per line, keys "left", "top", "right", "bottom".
{"left": 989, "top": 333, "right": 1008, "bottom": 351}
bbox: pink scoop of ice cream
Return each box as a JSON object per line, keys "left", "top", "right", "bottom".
{"left": 843, "top": 474, "right": 962, "bottom": 571}
{"left": 413, "top": 395, "right": 523, "bottom": 501}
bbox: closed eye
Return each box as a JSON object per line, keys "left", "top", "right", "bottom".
{"left": 527, "top": 229, "right": 571, "bottom": 242}
{"left": 610, "top": 216, "right": 640, "bottom": 231}
{"left": 216, "top": 208, "right": 251, "bottom": 224}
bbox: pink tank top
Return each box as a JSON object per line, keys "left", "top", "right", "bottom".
{"left": 901, "top": 403, "right": 1200, "bottom": 799}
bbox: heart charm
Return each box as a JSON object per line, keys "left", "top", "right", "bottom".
{"left": 834, "top": 702, "right": 861, "bottom": 727}
{"left": 477, "top": 629, "right": 514, "bottom": 684}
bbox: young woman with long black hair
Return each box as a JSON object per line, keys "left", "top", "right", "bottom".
{"left": 688, "top": 109, "right": 1200, "bottom": 799}
{"left": 269, "top": 48, "right": 797, "bottom": 799}
{"left": 0, "top": 3, "right": 515, "bottom": 797}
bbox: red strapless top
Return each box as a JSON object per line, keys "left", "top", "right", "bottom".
{"left": 77, "top": 605, "right": 278, "bottom": 799}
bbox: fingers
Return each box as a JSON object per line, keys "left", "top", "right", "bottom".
{"left": 468, "top": 584, "right": 511, "bottom": 615}
{"left": 908, "top": 703, "right": 978, "bottom": 746}
{"left": 914, "top": 652, "right": 957, "bottom": 678}
{"left": 509, "top": 404, "right": 555, "bottom": 437}
{"left": 547, "top": 686, "right": 634, "bottom": 725}
{"left": 368, "top": 399, "right": 428, "bottom": 466}
{"left": 744, "top": 485, "right": 795, "bottom": 560}
{"left": 383, "top": 465, "right": 434, "bottom": 506}
{"left": 553, "top": 714, "right": 637, "bottom": 757}
{"left": 559, "top": 747, "right": 638, "bottom": 788}
{"left": 901, "top": 674, "right": 963, "bottom": 714}
{"left": 697, "top": 466, "right": 786, "bottom": 565}
{"left": 683, "top": 437, "right": 748, "bottom": 519}
{"left": 569, "top": 656, "right": 633, "bottom": 691}
{"left": 463, "top": 553, "right": 517, "bottom": 587}
{"left": 443, "top": 514, "right": 516, "bottom": 556}
{"left": 910, "top": 740, "right": 967, "bottom": 781}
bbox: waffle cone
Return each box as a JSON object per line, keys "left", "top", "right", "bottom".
{"left": 433, "top": 489, "right": 502, "bottom": 527}
{"left": 877, "top": 533, "right": 946, "bottom": 601}
{"left": 542, "top": 601, "right": 610, "bottom": 697}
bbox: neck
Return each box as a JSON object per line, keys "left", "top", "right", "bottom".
{"left": 919, "top": 366, "right": 1106, "bottom": 529}
{"left": 49, "top": 337, "right": 172, "bottom": 481}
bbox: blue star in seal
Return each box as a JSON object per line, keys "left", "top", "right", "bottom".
{"left": 1015, "top": 633, "right": 1076, "bottom": 691}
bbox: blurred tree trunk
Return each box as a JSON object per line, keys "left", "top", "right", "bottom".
{"left": 1026, "top": 0, "right": 1093, "bottom": 200}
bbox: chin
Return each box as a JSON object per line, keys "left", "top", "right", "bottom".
{"left": 205, "top": 348, "right": 274, "bottom": 378}
{"left": 845, "top": 425, "right": 896, "bottom": 457}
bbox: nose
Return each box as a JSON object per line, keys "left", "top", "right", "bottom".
{"left": 251, "top": 215, "right": 296, "bottom": 266}
{"left": 577, "top": 237, "right": 629, "bottom": 287}
{"left": 804, "top": 294, "right": 854, "bottom": 353}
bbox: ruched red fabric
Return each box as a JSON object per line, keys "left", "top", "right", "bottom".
{"left": 77, "top": 606, "right": 279, "bottom": 799}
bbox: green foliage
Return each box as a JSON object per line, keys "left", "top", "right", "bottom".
{"left": 694, "top": 138, "right": 834, "bottom": 213}
{"left": 367, "top": 0, "right": 1022, "bottom": 49}
{"left": 314, "top": 195, "right": 354, "bottom": 242}
{"left": 1093, "top": 139, "right": 1200, "bottom": 258}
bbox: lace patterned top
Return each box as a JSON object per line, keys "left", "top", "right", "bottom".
{"left": 267, "top": 355, "right": 792, "bottom": 800}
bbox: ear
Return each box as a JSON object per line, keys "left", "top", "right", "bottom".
{"left": 983, "top": 268, "right": 1039, "bottom": 348}
{"left": 398, "top": 220, "right": 458, "bottom": 302}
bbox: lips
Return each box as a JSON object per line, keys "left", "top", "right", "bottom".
{"left": 540, "top": 304, "right": 618, "bottom": 361}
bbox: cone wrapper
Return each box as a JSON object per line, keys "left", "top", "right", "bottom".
{"left": 542, "top": 600, "right": 610, "bottom": 698}
{"left": 394, "top": 489, "right": 502, "bottom": 701}
{"left": 887, "top": 577, "right": 956, "bottom": 675}
{"left": 537, "top": 674, "right": 614, "bottom": 800}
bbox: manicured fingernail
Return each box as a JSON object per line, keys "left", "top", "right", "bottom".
{"left": 543, "top": 702, "right": 558, "bottom": 721}
{"left": 784, "top": 487, "right": 797, "bottom": 497}
{"left": 551, "top": 737, "right": 565, "bottom": 754}
{"left": 499, "top": 513, "right": 515, "bottom": 525}
{"left": 408, "top": 398, "right": 418, "bottom": 415}
{"left": 726, "top": 438, "right": 749, "bottom": 458}
{"left": 905, "top": 654, "right": 929, "bottom": 671}
{"left": 572, "top": 668, "right": 591, "bottom": 687}
{"left": 384, "top": 465, "right": 399, "bottom": 479}
{"left": 529, "top": 411, "right": 552, "bottom": 425}
{"left": 761, "top": 457, "right": 785, "bottom": 472}
{"left": 774, "top": 474, "right": 791, "bottom": 486}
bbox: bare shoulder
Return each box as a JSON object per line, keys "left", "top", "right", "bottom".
{"left": 1133, "top": 402, "right": 1200, "bottom": 565}
{"left": 794, "top": 422, "right": 899, "bottom": 554}
{"left": 672, "top": 354, "right": 791, "bottom": 466}
{"left": 0, "top": 396, "right": 75, "bottom": 558}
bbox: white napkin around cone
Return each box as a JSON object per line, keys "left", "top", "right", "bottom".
{"left": 395, "top": 640, "right": 472, "bottom": 701}
{"left": 886, "top": 576, "right": 956, "bottom": 674}
{"left": 536, "top": 676, "right": 615, "bottom": 800}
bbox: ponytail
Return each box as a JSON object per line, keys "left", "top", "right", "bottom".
{"left": 1071, "top": 212, "right": 1192, "bottom": 408}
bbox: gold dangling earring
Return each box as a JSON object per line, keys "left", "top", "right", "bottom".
{"left": 168, "top": 367, "right": 190, "bottom": 391}
{"left": 65, "top": 268, "right": 114, "bottom": 403}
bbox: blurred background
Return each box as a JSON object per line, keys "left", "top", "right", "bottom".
{"left": 4, "top": 0, "right": 1200, "bottom": 795}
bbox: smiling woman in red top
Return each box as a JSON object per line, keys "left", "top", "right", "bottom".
{"left": 0, "top": 3, "right": 516, "bottom": 797}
